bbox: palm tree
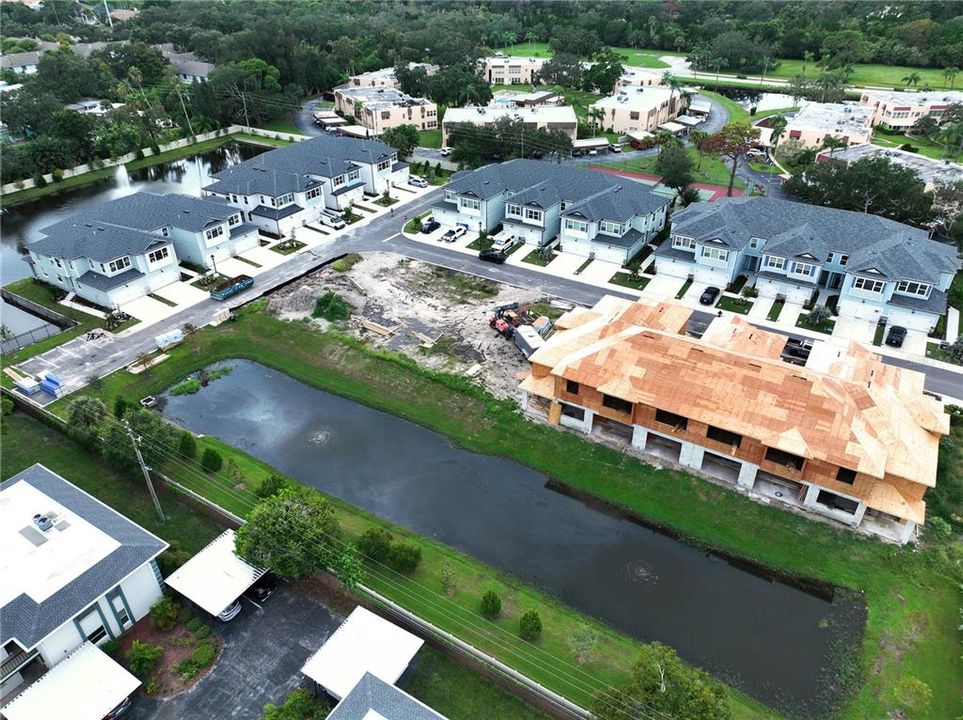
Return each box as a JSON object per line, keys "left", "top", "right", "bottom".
{"left": 943, "top": 66, "right": 959, "bottom": 89}
{"left": 587, "top": 107, "right": 604, "bottom": 137}
{"left": 815, "top": 70, "right": 841, "bottom": 102}
{"left": 661, "top": 71, "right": 684, "bottom": 112}
{"left": 821, "top": 135, "right": 848, "bottom": 157}
{"left": 902, "top": 72, "right": 922, "bottom": 88}
{"left": 524, "top": 31, "right": 537, "bottom": 47}
{"left": 769, "top": 114, "right": 788, "bottom": 153}
{"left": 689, "top": 129, "right": 709, "bottom": 169}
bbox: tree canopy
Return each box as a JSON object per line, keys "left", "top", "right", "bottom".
{"left": 447, "top": 116, "right": 573, "bottom": 167}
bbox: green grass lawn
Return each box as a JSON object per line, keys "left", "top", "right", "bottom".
{"left": 795, "top": 313, "right": 836, "bottom": 335}
{"left": 418, "top": 129, "right": 443, "bottom": 148}
{"left": 497, "top": 43, "right": 674, "bottom": 69}
{"left": 521, "top": 248, "right": 557, "bottom": 267}
{"left": 767, "top": 299, "right": 784, "bottom": 321}
{"left": 34, "top": 301, "right": 963, "bottom": 720}
{"left": 871, "top": 127, "right": 963, "bottom": 162}
{"left": 1, "top": 412, "right": 221, "bottom": 555}
{"left": 261, "top": 118, "right": 303, "bottom": 135}
{"left": 608, "top": 272, "right": 650, "bottom": 291}
{"left": 593, "top": 145, "right": 745, "bottom": 189}
{"left": 675, "top": 279, "right": 693, "bottom": 299}
{"left": 717, "top": 295, "right": 753, "bottom": 314}
{"left": 765, "top": 60, "right": 949, "bottom": 89}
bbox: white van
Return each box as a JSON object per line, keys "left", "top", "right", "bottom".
{"left": 319, "top": 209, "right": 346, "bottom": 229}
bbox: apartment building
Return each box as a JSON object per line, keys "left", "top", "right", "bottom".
{"left": 815, "top": 143, "right": 963, "bottom": 191}
{"left": 204, "top": 135, "right": 408, "bottom": 235}
{"left": 28, "top": 193, "right": 259, "bottom": 307}
{"left": 655, "top": 197, "right": 960, "bottom": 332}
{"left": 617, "top": 66, "right": 664, "bottom": 88}
{"left": 859, "top": 89, "right": 963, "bottom": 131}
{"left": 346, "top": 62, "right": 438, "bottom": 88}
{"left": 333, "top": 85, "right": 438, "bottom": 133}
{"left": 441, "top": 105, "right": 578, "bottom": 145}
{"left": 590, "top": 86, "right": 684, "bottom": 134}
{"left": 520, "top": 297, "right": 948, "bottom": 543}
{"left": 480, "top": 56, "right": 545, "bottom": 85}
{"left": 431, "top": 159, "right": 669, "bottom": 264}
{"left": 778, "top": 102, "right": 873, "bottom": 149}
{"left": 1, "top": 464, "right": 168, "bottom": 702}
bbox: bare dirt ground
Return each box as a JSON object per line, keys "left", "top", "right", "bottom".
{"left": 265, "top": 252, "right": 561, "bottom": 399}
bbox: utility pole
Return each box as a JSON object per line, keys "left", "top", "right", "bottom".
{"left": 175, "top": 83, "right": 195, "bottom": 136}
{"left": 241, "top": 91, "right": 251, "bottom": 129}
{"left": 103, "top": 0, "right": 114, "bottom": 31}
{"left": 125, "top": 420, "right": 165, "bottom": 522}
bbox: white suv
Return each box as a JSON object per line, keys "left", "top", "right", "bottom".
{"left": 318, "top": 210, "right": 345, "bottom": 229}
{"left": 490, "top": 232, "right": 518, "bottom": 253}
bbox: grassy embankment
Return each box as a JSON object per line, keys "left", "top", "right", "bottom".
{"left": 0, "top": 412, "right": 551, "bottom": 720}
{"left": 871, "top": 126, "right": 963, "bottom": 163}
{"left": 38, "top": 302, "right": 963, "bottom": 720}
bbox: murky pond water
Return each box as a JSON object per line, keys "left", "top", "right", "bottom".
{"left": 163, "top": 360, "right": 862, "bottom": 716}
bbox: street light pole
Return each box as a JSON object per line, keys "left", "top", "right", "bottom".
{"left": 211, "top": 254, "right": 217, "bottom": 275}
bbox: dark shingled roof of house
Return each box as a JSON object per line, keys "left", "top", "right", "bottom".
{"left": 667, "top": 197, "right": 960, "bottom": 284}
{"left": 441, "top": 158, "right": 670, "bottom": 221}
{"left": 1, "top": 465, "right": 168, "bottom": 650}
{"left": 30, "top": 224, "right": 170, "bottom": 263}
{"left": 76, "top": 267, "right": 145, "bottom": 291}
{"left": 327, "top": 673, "right": 446, "bottom": 720}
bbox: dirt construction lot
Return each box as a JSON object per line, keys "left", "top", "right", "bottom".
{"left": 265, "top": 252, "right": 565, "bottom": 399}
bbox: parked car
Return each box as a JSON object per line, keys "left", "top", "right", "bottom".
{"left": 420, "top": 217, "right": 440, "bottom": 233}
{"left": 746, "top": 149, "right": 766, "bottom": 159}
{"left": 440, "top": 146, "right": 452, "bottom": 156}
{"left": 244, "top": 573, "right": 279, "bottom": 604}
{"left": 318, "top": 210, "right": 345, "bottom": 229}
{"left": 441, "top": 226, "right": 467, "bottom": 243}
{"left": 609, "top": 143, "right": 623, "bottom": 153}
{"left": 699, "top": 286, "right": 721, "bottom": 305}
{"left": 490, "top": 233, "right": 517, "bottom": 252}
{"left": 217, "top": 599, "right": 242, "bottom": 622}
{"left": 479, "top": 248, "right": 508, "bottom": 264}
{"left": 885, "top": 325, "right": 907, "bottom": 348}
{"left": 104, "top": 697, "right": 133, "bottom": 719}
{"left": 408, "top": 175, "right": 429, "bottom": 188}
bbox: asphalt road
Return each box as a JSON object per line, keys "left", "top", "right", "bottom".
{"left": 293, "top": 96, "right": 326, "bottom": 137}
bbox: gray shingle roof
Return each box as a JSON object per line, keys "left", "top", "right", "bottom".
{"left": 0, "top": 51, "right": 40, "bottom": 69}
{"left": 888, "top": 287, "right": 948, "bottom": 315}
{"left": 77, "top": 267, "right": 145, "bottom": 291}
{"left": 42, "top": 193, "right": 239, "bottom": 236}
{"left": 250, "top": 204, "right": 302, "bottom": 220}
{"left": 30, "top": 224, "right": 170, "bottom": 263}
{"left": 670, "top": 197, "right": 960, "bottom": 283}
{"left": 1, "top": 465, "right": 168, "bottom": 650}
{"left": 445, "top": 158, "right": 670, "bottom": 220}
{"left": 328, "top": 673, "right": 446, "bottom": 720}
{"left": 203, "top": 135, "right": 398, "bottom": 197}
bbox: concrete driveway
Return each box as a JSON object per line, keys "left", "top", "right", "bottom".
{"left": 832, "top": 317, "right": 877, "bottom": 344}
{"left": 640, "top": 274, "right": 685, "bottom": 301}
{"left": 127, "top": 583, "right": 340, "bottom": 720}
{"left": 902, "top": 329, "right": 929, "bottom": 356}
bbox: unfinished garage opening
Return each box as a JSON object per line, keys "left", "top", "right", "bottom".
{"left": 645, "top": 433, "right": 682, "bottom": 463}
{"left": 816, "top": 490, "right": 859, "bottom": 515}
{"left": 701, "top": 452, "right": 742, "bottom": 484}
{"left": 754, "top": 471, "right": 806, "bottom": 509}
{"left": 592, "top": 415, "right": 632, "bottom": 443}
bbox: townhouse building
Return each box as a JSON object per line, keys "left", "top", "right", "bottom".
{"left": 204, "top": 135, "right": 408, "bottom": 235}
{"left": 28, "top": 193, "right": 259, "bottom": 307}
{"left": 346, "top": 62, "right": 438, "bottom": 88}
{"left": 590, "top": 86, "right": 684, "bottom": 135}
{"left": 520, "top": 296, "right": 948, "bottom": 543}
{"left": 430, "top": 159, "right": 669, "bottom": 264}
{"left": 1, "top": 464, "right": 168, "bottom": 701}
{"left": 815, "top": 143, "right": 963, "bottom": 191}
{"left": 0, "top": 51, "right": 39, "bottom": 75}
{"left": 441, "top": 105, "right": 578, "bottom": 145}
{"left": 778, "top": 102, "right": 873, "bottom": 149}
{"left": 333, "top": 85, "right": 438, "bottom": 133}
{"left": 859, "top": 89, "right": 963, "bottom": 131}
{"left": 480, "top": 56, "right": 545, "bottom": 85}
{"left": 655, "top": 197, "right": 960, "bottom": 332}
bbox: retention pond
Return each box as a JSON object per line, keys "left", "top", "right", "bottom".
{"left": 163, "top": 359, "right": 862, "bottom": 717}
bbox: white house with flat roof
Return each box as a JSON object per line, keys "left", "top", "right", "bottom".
{"left": 480, "top": 56, "right": 545, "bottom": 85}
{"left": 859, "top": 89, "right": 963, "bottom": 131}
{"left": 779, "top": 102, "right": 873, "bottom": 149}
{"left": 0, "top": 465, "right": 167, "bottom": 704}
{"left": 441, "top": 105, "right": 578, "bottom": 144}
{"left": 590, "top": 85, "right": 684, "bottom": 134}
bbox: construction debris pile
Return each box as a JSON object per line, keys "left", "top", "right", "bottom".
{"left": 265, "top": 252, "right": 565, "bottom": 398}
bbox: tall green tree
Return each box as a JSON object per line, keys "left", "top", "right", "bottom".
{"left": 583, "top": 48, "right": 624, "bottom": 94}
{"left": 380, "top": 124, "right": 419, "bottom": 157}
{"left": 99, "top": 408, "right": 180, "bottom": 471}
{"left": 656, "top": 142, "right": 695, "bottom": 194}
{"left": 703, "top": 122, "right": 760, "bottom": 196}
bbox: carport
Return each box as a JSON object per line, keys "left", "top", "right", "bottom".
{"left": 301, "top": 606, "right": 424, "bottom": 701}
{"left": 2, "top": 643, "right": 139, "bottom": 720}
{"left": 165, "top": 530, "right": 267, "bottom": 619}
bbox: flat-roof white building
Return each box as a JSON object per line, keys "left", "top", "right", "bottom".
{"left": 859, "top": 89, "right": 963, "bottom": 131}
{"left": 590, "top": 85, "right": 684, "bottom": 134}
{"left": 0, "top": 464, "right": 167, "bottom": 705}
{"left": 480, "top": 56, "right": 545, "bottom": 85}
{"left": 346, "top": 62, "right": 438, "bottom": 88}
{"left": 441, "top": 104, "right": 578, "bottom": 144}
{"left": 333, "top": 85, "right": 439, "bottom": 133}
{"left": 780, "top": 102, "right": 873, "bottom": 149}
{"left": 815, "top": 143, "right": 963, "bottom": 190}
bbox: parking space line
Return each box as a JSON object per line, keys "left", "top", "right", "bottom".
{"left": 382, "top": 232, "right": 401, "bottom": 243}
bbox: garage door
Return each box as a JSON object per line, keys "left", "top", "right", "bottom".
{"left": 886, "top": 307, "right": 935, "bottom": 332}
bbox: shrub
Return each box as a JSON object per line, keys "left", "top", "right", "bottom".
{"left": 51, "top": 168, "right": 63, "bottom": 182}
{"left": 113, "top": 395, "right": 129, "bottom": 418}
{"left": 312, "top": 290, "right": 350, "bottom": 321}
{"left": 144, "top": 679, "right": 162, "bottom": 695}
{"left": 175, "top": 658, "right": 201, "bottom": 680}
{"left": 34, "top": 173, "right": 47, "bottom": 188}
{"left": 926, "top": 516, "right": 952, "bottom": 538}
{"left": 256, "top": 473, "right": 286, "bottom": 498}
{"left": 807, "top": 304, "right": 832, "bottom": 325}
{"left": 126, "top": 640, "right": 163, "bottom": 677}
{"left": 190, "top": 642, "right": 217, "bottom": 668}
{"left": 186, "top": 617, "right": 204, "bottom": 633}
{"left": 1, "top": 397, "right": 14, "bottom": 416}
{"left": 441, "top": 560, "right": 456, "bottom": 597}
{"left": 519, "top": 610, "right": 542, "bottom": 641}
{"left": 386, "top": 542, "right": 422, "bottom": 574}
{"left": 357, "top": 527, "right": 394, "bottom": 562}
{"left": 150, "top": 596, "right": 179, "bottom": 631}
{"left": 194, "top": 623, "right": 212, "bottom": 640}
{"left": 101, "top": 639, "right": 120, "bottom": 657}
{"left": 201, "top": 448, "right": 223, "bottom": 473}
{"left": 179, "top": 431, "right": 197, "bottom": 458}
{"left": 899, "top": 143, "right": 919, "bottom": 153}
{"left": 480, "top": 590, "right": 502, "bottom": 619}
{"left": 156, "top": 542, "right": 192, "bottom": 576}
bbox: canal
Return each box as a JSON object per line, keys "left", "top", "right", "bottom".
{"left": 0, "top": 142, "right": 267, "bottom": 335}
{"left": 163, "top": 359, "right": 861, "bottom": 717}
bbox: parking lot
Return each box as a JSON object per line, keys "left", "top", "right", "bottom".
{"left": 127, "top": 583, "right": 340, "bottom": 720}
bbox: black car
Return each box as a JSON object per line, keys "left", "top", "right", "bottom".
{"left": 479, "top": 249, "right": 508, "bottom": 264}
{"left": 420, "top": 218, "right": 440, "bottom": 234}
{"left": 244, "top": 573, "right": 279, "bottom": 603}
{"left": 699, "top": 286, "right": 721, "bottom": 305}
{"left": 885, "top": 325, "right": 907, "bottom": 348}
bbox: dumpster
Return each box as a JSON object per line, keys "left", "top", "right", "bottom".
{"left": 210, "top": 275, "right": 254, "bottom": 301}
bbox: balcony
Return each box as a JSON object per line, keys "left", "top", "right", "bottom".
{"left": 1, "top": 647, "right": 39, "bottom": 685}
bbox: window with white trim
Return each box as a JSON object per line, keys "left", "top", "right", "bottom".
{"left": 506, "top": 204, "right": 522, "bottom": 218}
{"left": 108, "top": 256, "right": 131, "bottom": 273}
{"left": 701, "top": 246, "right": 729, "bottom": 263}
{"left": 228, "top": 214, "right": 241, "bottom": 226}
{"left": 348, "top": 169, "right": 360, "bottom": 182}
{"left": 333, "top": 175, "right": 346, "bottom": 187}
{"left": 148, "top": 247, "right": 169, "bottom": 264}
{"left": 445, "top": 190, "right": 456, "bottom": 202}
{"left": 838, "top": 253, "right": 849, "bottom": 266}
{"left": 460, "top": 197, "right": 480, "bottom": 210}
{"left": 278, "top": 193, "right": 294, "bottom": 206}
{"left": 853, "top": 277, "right": 885, "bottom": 294}
{"left": 306, "top": 187, "right": 322, "bottom": 200}
{"left": 377, "top": 159, "right": 391, "bottom": 171}
{"left": 765, "top": 256, "right": 785, "bottom": 270}
{"left": 524, "top": 207, "right": 542, "bottom": 222}
{"left": 790, "top": 261, "right": 816, "bottom": 277}
{"left": 564, "top": 218, "right": 588, "bottom": 233}
{"left": 205, "top": 226, "right": 224, "bottom": 241}
{"left": 600, "top": 220, "right": 623, "bottom": 236}
{"left": 748, "top": 237, "right": 764, "bottom": 249}
{"left": 671, "top": 235, "right": 696, "bottom": 250}
{"left": 896, "top": 280, "right": 929, "bottom": 297}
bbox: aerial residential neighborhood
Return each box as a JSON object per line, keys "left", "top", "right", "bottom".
{"left": 1, "top": 2, "right": 962, "bottom": 720}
